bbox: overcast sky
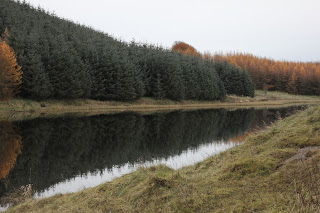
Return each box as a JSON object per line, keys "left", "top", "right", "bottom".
{"left": 25, "top": 0, "right": 320, "bottom": 62}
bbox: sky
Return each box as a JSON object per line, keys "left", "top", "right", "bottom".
{"left": 25, "top": 0, "right": 320, "bottom": 62}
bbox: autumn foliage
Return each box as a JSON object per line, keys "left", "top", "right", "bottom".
{"left": 215, "top": 53, "right": 320, "bottom": 95}
{"left": 0, "top": 39, "right": 22, "bottom": 100}
{"left": 172, "top": 42, "right": 200, "bottom": 57}
{"left": 0, "top": 121, "right": 22, "bottom": 180}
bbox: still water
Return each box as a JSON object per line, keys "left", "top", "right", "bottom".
{"left": 0, "top": 106, "right": 305, "bottom": 208}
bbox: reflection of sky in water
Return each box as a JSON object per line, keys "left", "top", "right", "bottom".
{"left": 0, "top": 204, "right": 9, "bottom": 212}
{"left": 35, "top": 140, "right": 238, "bottom": 199}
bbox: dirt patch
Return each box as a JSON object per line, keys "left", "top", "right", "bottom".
{"left": 281, "top": 146, "right": 320, "bottom": 165}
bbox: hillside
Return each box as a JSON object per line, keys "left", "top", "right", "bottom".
{"left": 0, "top": 0, "right": 254, "bottom": 102}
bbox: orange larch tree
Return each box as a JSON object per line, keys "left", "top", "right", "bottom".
{"left": 215, "top": 52, "right": 320, "bottom": 95}
{"left": 172, "top": 41, "right": 200, "bottom": 57}
{"left": 0, "top": 41, "right": 22, "bottom": 100}
{"left": 286, "top": 72, "right": 299, "bottom": 94}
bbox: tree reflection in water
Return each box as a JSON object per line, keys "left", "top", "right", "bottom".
{"left": 0, "top": 106, "right": 304, "bottom": 202}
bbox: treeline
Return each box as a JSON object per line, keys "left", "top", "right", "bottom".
{"left": 0, "top": 0, "right": 255, "bottom": 101}
{"left": 1, "top": 109, "right": 255, "bottom": 195}
{"left": 214, "top": 53, "right": 320, "bottom": 95}
{"left": 172, "top": 42, "right": 255, "bottom": 97}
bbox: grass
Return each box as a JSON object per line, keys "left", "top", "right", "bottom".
{"left": 1, "top": 90, "right": 320, "bottom": 121}
{"left": 0, "top": 184, "right": 33, "bottom": 208}
{"left": 5, "top": 105, "right": 320, "bottom": 212}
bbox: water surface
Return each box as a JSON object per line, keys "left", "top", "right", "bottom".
{"left": 0, "top": 106, "right": 305, "bottom": 208}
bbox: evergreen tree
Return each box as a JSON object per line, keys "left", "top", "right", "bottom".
{"left": 22, "top": 52, "right": 52, "bottom": 99}
{"left": 241, "top": 69, "right": 255, "bottom": 97}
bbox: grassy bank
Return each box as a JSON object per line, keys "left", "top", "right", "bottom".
{"left": 6, "top": 105, "right": 320, "bottom": 212}
{"left": 1, "top": 91, "right": 320, "bottom": 118}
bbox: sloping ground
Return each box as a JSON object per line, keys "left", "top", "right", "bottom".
{"left": 6, "top": 105, "right": 320, "bottom": 212}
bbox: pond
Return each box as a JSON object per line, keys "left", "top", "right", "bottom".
{"left": 0, "top": 106, "right": 306, "bottom": 209}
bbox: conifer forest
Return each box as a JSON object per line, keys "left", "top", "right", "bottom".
{"left": 0, "top": 0, "right": 255, "bottom": 101}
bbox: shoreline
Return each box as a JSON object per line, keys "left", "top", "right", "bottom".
{"left": 5, "top": 105, "right": 320, "bottom": 212}
{"left": 0, "top": 99, "right": 319, "bottom": 122}
{"left": 1, "top": 90, "right": 320, "bottom": 121}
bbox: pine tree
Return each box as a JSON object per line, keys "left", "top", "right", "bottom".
{"left": 90, "top": 53, "right": 109, "bottom": 100}
{"left": 48, "top": 44, "right": 85, "bottom": 99}
{"left": 162, "top": 54, "right": 185, "bottom": 100}
{"left": 21, "top": 52, "right": 53, "bottom": 99}
{"left": 241, "top": 70, "right": 255, "bottom": 97}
